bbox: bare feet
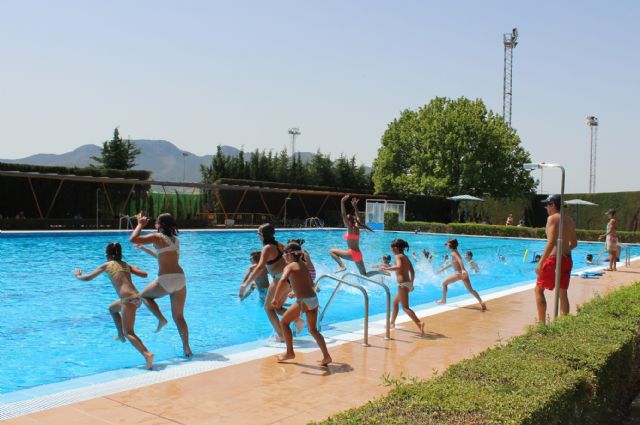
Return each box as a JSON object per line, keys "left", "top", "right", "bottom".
{"left": 184, "top": 345, "right": 193, "bottom": 358}
{"left": 320, "top": 355, "right": 332, "bottom": 367}
{"left": 114, "top": 334, "right": 126, "bottom": 343}
{"left": 436, "top": 299, "right": 446, "bottom": 305}
{"left": 419, "top": 321, "right": 425, "bottom": 336}
{"left": 277, "top": 353, "right": 295, "bottom": 363}
{"left": 144, "top": 352, "right": 154, "bottom": 370}
{"left": 335, "top": 266, "right": 347, "bottom": 273}
{"left": 155, "top": 319, "right": 168, "bottom": 333}
{"left": 480, "top": 302, "right": 487, "bottom": 311}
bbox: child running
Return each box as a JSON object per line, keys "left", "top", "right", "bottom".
{"left": 382, "top": 239, "right": 424, "bottom": 335}
{"left": 131, "top": 212, "right": 192, "bottom": 357}
{"left": 436, "top": 238, "right": 486, "bottom": 311}
{"left": 74, "top": 242, "right": 154, "bottom": 370}
{"left": 272, "top": 242, "right": 332, "bottom": 366}
{"left": 238, "top": 251, "right": 270, "bottom": 301}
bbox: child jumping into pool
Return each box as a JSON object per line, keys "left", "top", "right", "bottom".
{"left": 271, "top": 242, "right": 332, "bottom": 366}
{"left": 131, "top": 212, "right": 192, "bottom": 357}
{"left": 74, "top": 242, "right": 154, "bottom": 369}
{"left": 240, "top": 223, "right": 303, "bottom": 341}
{"left": 436, "top": 238, "right": 486, "bottom": 311}
{"left": 238, "top": 251, "right": 270, "bottom": 301}
{"left": 329, "top": 195, "right": 382, "bottom": 277}
{"left": 382, "top": 239, "right": 424, "bottom": 335}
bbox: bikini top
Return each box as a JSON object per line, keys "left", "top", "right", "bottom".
{"left": 265, "top": 243, "right": 283, "bottom": 265}
{"left": 107, "top": 261, "right": 130, "bottom": 276}
{"left": 343, "top": 233, "right": 360, "bottom": 241}
{"left": 156, "top": 234, "right": 180, "bottom": 255}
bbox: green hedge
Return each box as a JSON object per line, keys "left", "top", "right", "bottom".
{"left": 0, "top": 162, "right": 152, "bottom": 180}
{"left": 318, "top": 283, "right": 640, "bottom": 424}
{"left": 384, "top": 213, "right": 640, "bottom": 243}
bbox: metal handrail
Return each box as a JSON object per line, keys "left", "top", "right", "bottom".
{"left": 342, "top": 272, "right": 391, "bottom": 340}
{"left": 315, "top": 274, "right": 370, "bottom": 347}
{"left": 626, "top": 245, "right": 632, "bottom": 267}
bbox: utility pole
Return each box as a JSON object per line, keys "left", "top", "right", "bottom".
{"left": 503, "top": 28, "right": 519, "bottom": 127}
{"left": 586, "top": 116, "right": 599, "bottom": 193}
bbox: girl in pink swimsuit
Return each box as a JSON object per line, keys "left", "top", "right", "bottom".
{"left": 329, "top": 195, "right": 381, "bottom": 276}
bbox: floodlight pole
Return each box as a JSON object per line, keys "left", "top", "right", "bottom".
{"left": 523, "top": 162, "right": 565, "bottom": 320}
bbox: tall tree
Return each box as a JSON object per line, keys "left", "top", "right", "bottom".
{"left": 372, "top": 97, "right": 535, "bottom": 197}
{"left": 91, "top": 128, "right": 141, "bottom": 170}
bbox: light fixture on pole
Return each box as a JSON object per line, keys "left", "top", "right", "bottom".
{"left": 283, "top": 196, "right": 292, "bottom": 228}
{"left": 586, "top": 116, "right": 598, "bottom": 193}
{"left": 287, "top": 128, "right": 301, "bottom": 158}
{"left": 523, "top": 162, "right": 565, "bottom": 320}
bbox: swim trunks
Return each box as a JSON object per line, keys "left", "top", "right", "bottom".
{"left": 297, "top": 295, "right": 319, "bottom": 311}
{"left": 536, "top": 255, "right": 572, "bottom": 291}
{"left": 157, "top": 273, "right": 186, "bottom": 294}
{"left": 398, "top": 281, "right": 413, "bottom": 292}
{"left": 349, "top": 248, "right": 363, "bottom": 263}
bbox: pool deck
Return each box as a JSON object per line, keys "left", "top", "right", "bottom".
{"left": 6, "top": 261, "right": 640, "bottom": 425}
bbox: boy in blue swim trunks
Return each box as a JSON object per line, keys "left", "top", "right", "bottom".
{"left": 272, "top": 242, "right": 332, "bottom": 366}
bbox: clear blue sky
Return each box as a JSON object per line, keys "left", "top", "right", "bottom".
{"left": 1, "top": 0, "right": 638, "bottom": 193}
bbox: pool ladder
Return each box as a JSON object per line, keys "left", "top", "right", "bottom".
{"left": 316, "top": 272, "right": 392, "bottom": 346}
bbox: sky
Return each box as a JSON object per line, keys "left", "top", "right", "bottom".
{"left": 0, "top": 0, "right": 638, "bottom": 194}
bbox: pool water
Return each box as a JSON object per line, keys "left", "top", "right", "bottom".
{"left": 0, "top": 229, "right": 635, "bottom": 394}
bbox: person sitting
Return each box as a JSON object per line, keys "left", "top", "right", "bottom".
{"left": 517, "top": 219, "right": 525, "bottom": 227}
{"left": 505, "top": 214, "right": 514, "bottom": 226}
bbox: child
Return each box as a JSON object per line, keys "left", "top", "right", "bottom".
{"left": 372, "top": 254, "right": 392, "bottom": 272}
{"left": 74, "top": 242, "right": 154, "bottom": 370}
{"left": 238, "top": 251, "right": 270, "bottom": 301}
{"left": 464, "top": 251, "right": 480, "bottom": 273}
{"left": 272, "top": 242, "right": 332, "bottom": 366}
{"left": 287, "top": 239, "right": 317, "bottom": 283}
{"left": 436, "top": 238, "right": 486, "bottom": 311}
{"left": 585, "top": 253, "right": 594, "bottom": 265}
{"left": 382, "top": 239, "right": 424, "bottom": 335}
{"left": 131, "top": 212, "right": 191, "bottom": 357}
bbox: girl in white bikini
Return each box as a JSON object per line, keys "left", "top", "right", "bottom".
{"left": 382, "top": 239, "right": 424, "bottom": 335}
{"left": 131, "top": 212, "right": 192, "bottom": 357}
{"left": 74, "top": 242, "right": 154, "bottom": 369}
{"left": 436, "top": 238, "right": 486, "bottom": 311}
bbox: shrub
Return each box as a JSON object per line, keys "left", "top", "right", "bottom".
{"left": 387, "top": 220, "right": 640, "bottom": 243}
{"left": 318, "top": 283, "right": 640, "bottom": 424}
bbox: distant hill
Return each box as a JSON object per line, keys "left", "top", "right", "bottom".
{"left": 0, "top": 140, "right": 321, "bottom": 183}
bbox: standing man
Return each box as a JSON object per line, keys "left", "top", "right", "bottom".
{"left": 535, "top": 194, "right": 578, "bottom": 323}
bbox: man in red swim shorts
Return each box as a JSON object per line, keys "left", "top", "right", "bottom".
{"left": 535, "top": 194, "right": 578, "bottom": 323}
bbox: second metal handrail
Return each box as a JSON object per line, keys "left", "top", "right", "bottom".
{"left": 315, "top": 274, "right": 370, "bottom": 347}
{"left": 342, "top": 272, "right": 391, "bottom": 340}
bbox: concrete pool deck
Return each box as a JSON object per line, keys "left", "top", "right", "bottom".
{"left": 5, "top": 261, "right": 640, "bottom": 425}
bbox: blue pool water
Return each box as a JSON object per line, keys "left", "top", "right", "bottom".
{"left": 0, "top": 229, "right": 636, "bottom": 394}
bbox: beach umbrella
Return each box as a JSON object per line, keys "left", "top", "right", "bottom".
{"left": 564, "top": 199, "right": 598, "bottom": 228}
{"left": 447, "top": 195, "right": 484, "bottom": 222}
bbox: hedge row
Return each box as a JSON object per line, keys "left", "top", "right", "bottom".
{"left": 0, "top": 162, "right": 152, "bottom": 180}
{"left": 384, "top": 211, "right": 640, "bottom": 243}
{"left": 318, "top": 282, "right": 640, "bottom": 424}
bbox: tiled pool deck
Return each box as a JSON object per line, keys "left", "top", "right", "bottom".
{"left": 4, "top": 261, "right": 640, "bottom": 425}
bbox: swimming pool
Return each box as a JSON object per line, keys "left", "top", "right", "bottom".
{"left": 0, "top": 229, "right": 636, "bottom": 395}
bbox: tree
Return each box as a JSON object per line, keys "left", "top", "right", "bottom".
{"left": 91, "top": 128, "right": 141, "bottom": 170}
{"left": 372, "top": 97, "right": 535, "bottom": 197}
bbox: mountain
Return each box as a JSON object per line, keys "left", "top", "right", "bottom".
{"left": 0, "top": 140, "right": 325, "bottom": 183}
